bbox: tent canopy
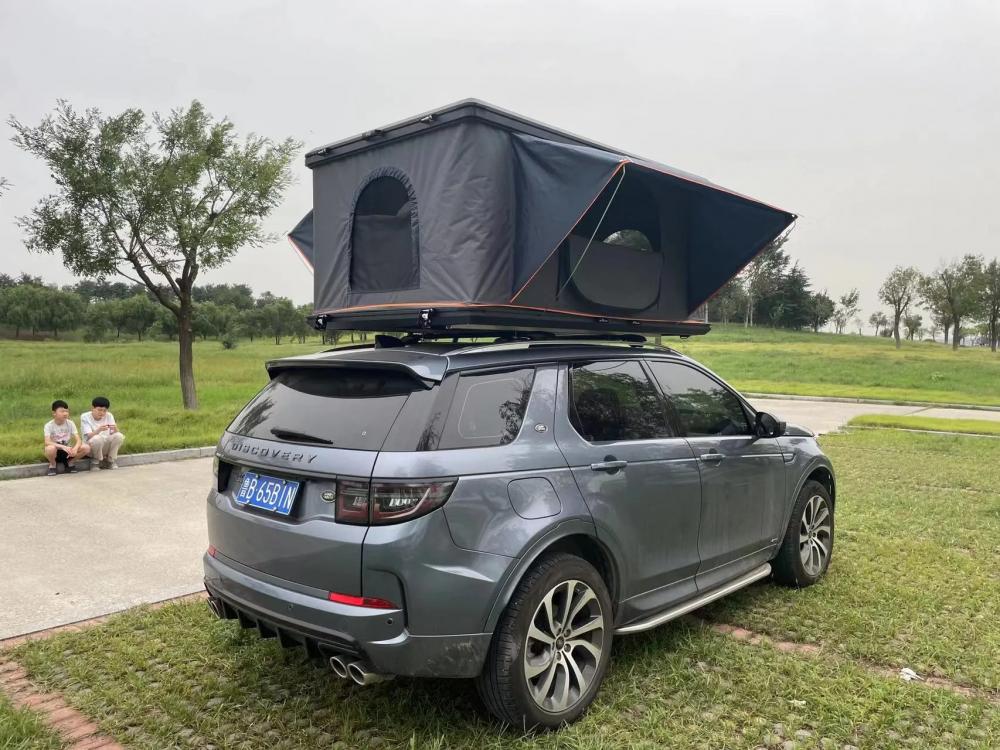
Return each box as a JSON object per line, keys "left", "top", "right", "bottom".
{"left": 288, "top": 99, "right": 795, "bottom": 335}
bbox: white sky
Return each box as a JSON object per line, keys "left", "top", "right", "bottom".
{"left": 1, "top": 0, "right": 998, "bottom": 313}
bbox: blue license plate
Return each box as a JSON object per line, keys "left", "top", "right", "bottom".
{"left": 234, "top": 472, "right": 300, "bottom": 516}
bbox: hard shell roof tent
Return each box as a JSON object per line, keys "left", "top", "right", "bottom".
{"left": 288, "top": 99, "right": 796, "bottom": 336}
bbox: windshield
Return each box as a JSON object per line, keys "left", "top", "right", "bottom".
{"left": 228, "top": 368, "right": 428, "bottom": 451}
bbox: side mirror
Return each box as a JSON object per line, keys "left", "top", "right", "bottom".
{"left": 754, "top": 411, "right": 786, "bottom": 438}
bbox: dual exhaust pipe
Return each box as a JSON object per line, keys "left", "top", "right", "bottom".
{"left": 329, "top": 654, "right": 394, "bottom": 686}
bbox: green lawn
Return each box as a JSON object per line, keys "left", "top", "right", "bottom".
{"left": 1, "top": 326, "right": 999, "bottom": 466}
{"left": 0, "top": 693, "right": 64, "bottom": 750}
{"left": 7, "top": 429, "right": 1000, "bottom": 748}
{"left": 849, "top": 414, "right": 1000, "bottom": 436}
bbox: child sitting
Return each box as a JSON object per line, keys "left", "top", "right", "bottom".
{"left": 43, "top": 400, "right": 91, "bottom": 475}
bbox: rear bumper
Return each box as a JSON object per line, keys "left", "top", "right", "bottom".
{"left": 203, "top": 553, "right": 492, "bottom": 678}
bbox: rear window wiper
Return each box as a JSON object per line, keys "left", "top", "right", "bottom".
{"left": 269, "top": 427, "right": 333, "bottom": 445}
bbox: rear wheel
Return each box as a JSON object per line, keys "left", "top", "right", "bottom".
{"left": 476, "top": 552, "right": 612, "bottom": 729}
{"left": 772, "top": 480, "right": 834, "bottom": 587}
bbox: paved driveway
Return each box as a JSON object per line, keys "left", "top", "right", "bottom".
{"left": 2, "top": 397, "right": 998, "bottom": 639}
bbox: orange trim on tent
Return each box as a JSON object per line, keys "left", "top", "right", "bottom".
{"left": 312, "top": 300, "right": 705, "bottom": 327}
{"left": 286, "top": 235, "right": 314, "bottom": 272}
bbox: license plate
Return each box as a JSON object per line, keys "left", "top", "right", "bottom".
{"left": 234, "top": 472, "right": 300, "bottom": 516}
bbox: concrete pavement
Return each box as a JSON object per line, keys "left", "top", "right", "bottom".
{"left": 0, "top": 458, "right": 211, "bottom": 639}
{"left": 3, "top": 396, "right": 999, "bottom": 640}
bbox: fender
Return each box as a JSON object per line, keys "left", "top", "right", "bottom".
{"left": 779, "top": 456, "right": 836, "bottom": 535}
{"left": 481, "top": 517, "right": 611, "bottom": 633}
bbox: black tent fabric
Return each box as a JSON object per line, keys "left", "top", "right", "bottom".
{"left": 290, "top": 100, "right": 795, "bottom": 335}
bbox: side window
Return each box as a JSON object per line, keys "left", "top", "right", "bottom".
{"left": 438, "top": 368, "right": 535, "bottom": 449}
{"left": 350, "top": 172, "right": 418, "bottom": 291}
{"left": 647, "top": 361, "right": 751, "bottom": 437}
{"left": 568, "top": 360, "right": 671, "bottom": 442}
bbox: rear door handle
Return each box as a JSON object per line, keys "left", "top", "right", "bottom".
{"left": 699, "top": 451, "right": 725, "bottom": 464}
{"left": 590, "top": 459, "right": 628, "bottom": 473}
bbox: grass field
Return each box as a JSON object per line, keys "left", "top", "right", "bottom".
{"left": 1, "top": 326, "right": 999, "bottom": 466}
{"left": 0, "top": 693, "right": 63, "bottom": 750}
{"left": 849, "top": 414, "right": 1000, "bottom": 436}
{"left": 6, "top": 428, "right": 999, "bottom": 748}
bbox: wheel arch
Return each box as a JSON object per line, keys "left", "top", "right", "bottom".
{"left": 805, "top": 464, "right": 836, "bottom": 507}
{"left": 482, "top": 521, "right": 620, "bottom": 633}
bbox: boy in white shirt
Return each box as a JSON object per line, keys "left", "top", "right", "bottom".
{"left": 81, "top": 396, "right": 125, "bottom": 470}
{"left": 43, "top": 400, "right": 90, "bottom": 475}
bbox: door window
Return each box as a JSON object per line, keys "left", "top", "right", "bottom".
{"left": 437, "top": 368, "right": 535, "bottom": 449}
{"left": 568, "top": 360, "right": 671, "bottom": 442}
{"left": 646, "top": 361, "right": 751, "bottom": 437}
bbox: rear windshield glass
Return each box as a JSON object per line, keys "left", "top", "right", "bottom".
{"left": 228, "top": 368, "right": 428, "bottom": 451}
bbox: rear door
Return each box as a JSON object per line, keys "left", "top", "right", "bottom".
{"left": 646, "top": 360, "right": 784, "bottom": 590}
{"left": 209, "top": 365, "right": 439, "bottom": 595}
{"left": 555, "top": 359, "right": 703, "bottom": 623}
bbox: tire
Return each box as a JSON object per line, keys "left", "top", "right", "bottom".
{"left": 475, "top": 552, "right": 613, "bottom": 730}
{"left": 772, "top": 480, "right": 834, "bottom": 587}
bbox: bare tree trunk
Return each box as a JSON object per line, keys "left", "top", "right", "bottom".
{"left": 893, "top": 310, "right": 902, "bottom": 349}
{"left": 943, "top": 323, "right": 950, "bottom": 344}
{"left": 952, "top": 318, "right": 961, "bottom": 351}
{"left": 178, "top": 303, "right": 198, "bottom": 410}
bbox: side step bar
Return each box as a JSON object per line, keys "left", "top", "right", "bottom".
{"left": 615, "top": 563, "right": 772, "bottom": 635}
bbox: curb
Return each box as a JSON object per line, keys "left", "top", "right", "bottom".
{"left": 0, "top": 446, "right": 216, "bottom": 481}
{"left": 746, "top": 393, "right": 1000, "bottom": 412}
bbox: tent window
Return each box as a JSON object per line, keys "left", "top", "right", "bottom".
{"left": 602, "top": 230, "right": 654, "bottom": 252}
{"left": 350, "top": 173, "right": 418, "bottom": 291}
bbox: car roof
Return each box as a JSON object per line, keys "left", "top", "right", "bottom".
{"left": 265, "top": 339, "right": 689, "bottom": 383}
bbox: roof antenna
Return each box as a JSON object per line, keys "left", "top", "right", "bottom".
{"left": 557, "top": 164, "right": 627, "bottom": 300}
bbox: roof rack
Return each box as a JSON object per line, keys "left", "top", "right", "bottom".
{"left": 366, "top": 331, "right": 681, "bottom": 356}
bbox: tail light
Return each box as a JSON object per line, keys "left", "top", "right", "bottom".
{"left": 333, "top": 478, "right": 456, "bottom": 525}
{"left": 214, "top": 456, "right": 233, "bottom": 492}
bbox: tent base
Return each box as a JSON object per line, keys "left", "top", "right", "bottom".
{"left": 311, "top": 305, "right": 710, "bottom": 337}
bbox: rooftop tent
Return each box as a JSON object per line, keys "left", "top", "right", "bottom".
{"left": 290, "top": 100, "right": 795, "bottom": 335}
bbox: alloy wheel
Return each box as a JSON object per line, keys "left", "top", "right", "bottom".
{"left": 523, "top": 579, "right": 605, "bottom": 713}
{"left": 799, "top": 494, "right": 832, "bottom": 577}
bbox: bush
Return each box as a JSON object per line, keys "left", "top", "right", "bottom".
{"left": 221, "top": 334, "right": 238, "bottom": 350}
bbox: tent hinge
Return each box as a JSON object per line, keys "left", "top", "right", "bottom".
{"left": 312, "top": 314, "right": 328, "bottom": 331}
{"left": 418, "top": 308, "right": 436, "bottom": 329}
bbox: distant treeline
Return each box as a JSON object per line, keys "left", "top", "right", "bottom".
{"left": 0, "top": 275, "right": 340, "bottom": 345}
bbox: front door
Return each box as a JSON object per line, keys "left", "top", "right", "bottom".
{"left": 555, "top": 359, "right": 703, "bottom": 624}
{"left": 646, "top": 360, "right": 785, "bottom": 591}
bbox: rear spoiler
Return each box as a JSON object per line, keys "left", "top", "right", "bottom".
{"left": 264, "top": 351, "right": 446, "bottom": 384}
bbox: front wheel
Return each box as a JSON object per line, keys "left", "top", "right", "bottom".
{"left": 772, "top": 480, "right": 834, "bottom": 587}
{"left": 476, "top": 552, "right": 613, "bottom": 729}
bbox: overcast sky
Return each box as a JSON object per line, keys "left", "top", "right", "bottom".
{"left": 1, "top": 0, "right": 997, "bottom": 315}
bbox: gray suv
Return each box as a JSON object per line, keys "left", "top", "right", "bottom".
{"left": 204, "top": 337, "right": 835, "bottom": 729}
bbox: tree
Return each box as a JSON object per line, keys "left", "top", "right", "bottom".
{"left": 903, "top": 312, "right": 923, "bottom": 341}
{"left": 756, "top": 263, "right": 813, "bottom": 329}
{"left": 192, "top": 283, "right": 255, "bottom": 310}
{"left": 260, "top": 298, "right": 300, "bottom": 344}
{"left": 833, "top": 289, "right": 860, "bottom": 334}
{"left": 806, "top": 291, "right": 835, "bottom": 333}
{"left": 294, "top": 304, "right": 314, "bottom": 343}
{"left": 72, "top": 279, "right": 140, "bottom": 302}
{"left": 155, "top": 306, "right": 180, "bottom": 340}
{"left": 868, "top": 311, "right": 889, "bottom": 337}
{"left": 121, "top": 294, "right": 160, "bottom": 341}
{"left": 980, "top": 259, "right": 1000, "bottom": 352}
{"left": 741, "top": 235, "right": 790, "bottom": 327}
{"left": 11, "top": 100, "right": 299, "bottom": 408}
{"left": 0, "top": 284, "right": 44, "bottom": 337}
{"left": 708, "top": 278, "right": 747, "bottom": 325}
{"left": 878, "top": 266, "right": 920, "bottom": 349}
{"left": 920, "top": 255, "right": 984, "bottom": 350}
{"left": 36, "top": 287, "right": 85, "bottom": 339}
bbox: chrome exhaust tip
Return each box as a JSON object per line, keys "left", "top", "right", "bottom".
{"left": 329, "top": 655, "right": 350, "bottom": 679}
{"left": 206, "top": 597, "right": 224, "bottom": 619}
{"left": 346, "top": 659, "right": 394, "bottom": 686}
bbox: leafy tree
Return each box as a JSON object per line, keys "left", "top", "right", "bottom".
{"left": 980, "top": 258, "right": 1000, "bottom": 352}
{"left": 868, "top": 311, "right": 889, "bottom": 337}
{"left": 72, "top": 279, "right": 140, "bottom": 302}
{"left": 121, "top": 293, "right": 160, "bottom": 341}
{"left": 833, "top": 289, "right": 860, "bottom": 334}
{"left": 294, "top": 304, "right": 314, "bottom": 343}
{"left": 920, "top": 255, "right": 984, "bottom": 350}
{"left": 155, "top": 306, "right": 180, "bottom": 340}
{"left": 903, "top": 312, "right": 923, "bottom": 341}
{"left": 11, "top": 100, "right": 299, "bottom": 408}
{"left": 806, "top": 291, "right": 835, "bottom": 333}
{"left": 756, "top": 263, "right": 813, "bottom": 329}
{"left": 193, "top": 301, "right": 238, "bottom": 340}
{"left": 260, "top": 298, "right": 300, "bottom": 344}
{"left": 707, "top": 278, "right": 747, "bottom": 325}
{"left": 0, "top": 284, "right": 44, "bottom": 337}
{"left": 36, "top": 287, "right": 85, "bottom": 339}
{"left": 878, "top": 266, "right": 920, "bottom": 349}
{"left": 740, "top": 235, "right": 790, "bottom": 327}
{"left": 193, "top": 283, "right": 255, "bottom": 310}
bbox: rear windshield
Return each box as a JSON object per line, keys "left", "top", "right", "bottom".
{"left": 228, "top": 368, "right": 429, "bottom": 451}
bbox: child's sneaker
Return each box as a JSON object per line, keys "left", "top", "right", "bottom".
{"left": 99, "top": 459, "right": 110, "bottom": 470}
{"left": 46, "top": 467, "right": 57, "bottom": 476}
{"left": 67, "top": 464, "right": 80, "bottom": 473}
{"left": 108, "top": 461, "right": 119, "bottom": 470}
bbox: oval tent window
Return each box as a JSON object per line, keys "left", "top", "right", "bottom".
{"left": 602, "top": 229, "right": 654, "bottom": 253}
{"left": 350, "top": 174, "right": 418, "bottom": 291}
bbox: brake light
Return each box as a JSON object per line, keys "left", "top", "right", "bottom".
{"left": 332, "top": 478, "right": 456, "bottom": 525}
{"left": 327, "top": 591, "right": 398, "bottom": 609}
{"left": 370, "top": 480, "right": 456, "bottom": 524}
{"left": 334, "top": 478, "right": 371, "bottom": 524}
